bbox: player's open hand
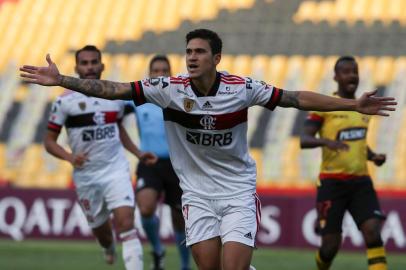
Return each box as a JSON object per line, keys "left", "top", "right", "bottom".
{"left": 20, "top": 54, "right": 61, "bottom": 86}
{"left": 371, "top": 153, "right": 386, "bottom": 166}
{"left": 69, "top": 153, "right": 89, "bottom": 168}
{"left": 139, "top": 151, "right": 158, "bottom": 166}
{"left": 356, "top": 90, "right": 397, "bottom": 116}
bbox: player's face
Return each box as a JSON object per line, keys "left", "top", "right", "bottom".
{"left": 75, "top": 51, "right": 104, "bottom": 79}
{"left": 334, "top": 61, "right": 359, "bottom": 96}
{"left": 186, "top": 38, "right": 221, "bottom": 79}
{"left": 149, "top": 60, "right": 171, "bottom": 78}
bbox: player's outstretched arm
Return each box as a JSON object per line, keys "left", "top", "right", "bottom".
{"left": 278, "top": 90, "right": 396, "bottom": 116}
{"left": 20, "top": 54, "right": 132, "bottom": 100}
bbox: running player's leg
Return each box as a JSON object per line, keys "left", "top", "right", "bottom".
{"left": 113, "top": 206, "right": 143, "bottom": 270}
{"left": 104, "top": 175, "right": 143, "bottom": 270}
{"left": 219, "top": 194, "right": 259, "bottom": 270}
{"left": 136, "top": 161, "right": 165, "bottom": 269}
{"left": 171, "top": 207, "right": 191, "bottom": 270}
{"left": 183, "top": 197, "right": 221, "bottom": 270}
{"left": 191, "top": 237, "right": 222, "bottom": 270}
{"left": 315, "top": 179, "right": 348, "bottom": 270}
{"left": 349, "top": 178, "right": 387, "bottom": 270}
{"left": 164, "top": 160, "right": 191, "bottom": 270}
{"left": 92, "top": 221, "right": 116, "bottom": 264}
{"left": 77, "top": 186, "right": 116, "bottom": 265}
{"left": 222, "top": 241, "right": 253, "bottom": 270}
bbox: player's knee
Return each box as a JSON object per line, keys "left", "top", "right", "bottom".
{"left": 361, "top": 224, "right": 382, "bottom": 246}
{"left": 320, "top": 241, "right": 340, "bottom": 261}
{"left": 138, "top": 204, "right": 155, "bottom": 217}
{"left": 363, "top": 227, "right": 383, "bottom": 248}
{"left": 115, "top": 217, "right": 134, "bottom": 233}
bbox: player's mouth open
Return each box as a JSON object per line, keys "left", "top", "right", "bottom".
{"left": 188, "top": 64, "right": 198, "bottom": 70}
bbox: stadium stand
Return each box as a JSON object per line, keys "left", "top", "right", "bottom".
{"left": 0, "top": 0, "right": 405, "bottom": 190}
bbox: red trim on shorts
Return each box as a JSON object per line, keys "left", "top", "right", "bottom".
{"left": 254, "top": 193, "right": 262, "bottom": 234}
{"left": 319, "top": 173, "right": 368, "bottom": 181}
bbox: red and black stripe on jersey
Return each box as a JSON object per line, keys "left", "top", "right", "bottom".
{"left": 163, "top": 108, "right": 248, "bottom": 130}
{"left": 48, "top": 122, "right": 62, "bottom": 133}
{"left": 264, "top": 87, "right": 283, "bottom": 110}
{"left": 47, "top": 112, "right": 119, "bottom": 130}
{"left": 131, "top": 81, "right": 146, "bottom": 106}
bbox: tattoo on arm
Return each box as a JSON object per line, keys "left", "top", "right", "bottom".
{"left": 278, "top": 90, "right": 301, "bottom": 108}
{"left": 60, "top": 75, "right": 132, "bottom": 100}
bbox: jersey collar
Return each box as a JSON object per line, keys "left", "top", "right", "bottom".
{"left": 190, "top": 72, "right": 221, "bottom": 97}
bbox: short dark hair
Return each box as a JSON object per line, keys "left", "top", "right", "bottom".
{"left": 75, "top": 45, "right": 102, "bottom": 63}
{"left": 186, "top": 29, "right": 222, "bottom": 55}
{"left": 334, "top": 56, "right": 356, "bottom": 73}
{"left": 149, "top": 55, "right": 171, "bottom": 72}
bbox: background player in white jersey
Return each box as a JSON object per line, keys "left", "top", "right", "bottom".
{"left": 21, "top": 30, "right": 396, "bottom": 270}
{"left": 43, "top": 45, "right": 157, "bottom": 270}
{"left": 132, "top": 55, "right": 190, "bottom": 270}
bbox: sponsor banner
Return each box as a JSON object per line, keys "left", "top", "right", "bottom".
{"left": 0, "top": 188, "right": 405, "bottom": 251}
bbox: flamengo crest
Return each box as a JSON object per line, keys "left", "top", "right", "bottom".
{"left": 183, "top": 98, "right": 195, "bottom": 112}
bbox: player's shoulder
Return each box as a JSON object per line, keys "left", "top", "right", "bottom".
{"left": 54, "top": 90, "right": 79, "bottom": 104}
{"left": 219, "top": 72, "right": 246, "bottom": 84}
{"left": 170, "top": 74, "right": 190, "bottom": 85}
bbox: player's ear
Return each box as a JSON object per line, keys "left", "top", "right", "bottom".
{"left": 333, "top": 73, "right": 338, "bottom": 82}
{"left": 214, "top": 53, "right": 221, "bottom": 66}
{"left": 101, "top": 63, "right": 105, "bottom": 72}
{"left": 74, "top": 65, "right": 79, "bottom": 76}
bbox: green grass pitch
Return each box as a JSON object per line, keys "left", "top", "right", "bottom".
{"left": 0, "top": 240, "right": 404, "bottom": 270}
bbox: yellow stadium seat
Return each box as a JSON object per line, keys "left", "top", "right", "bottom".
{"left": 159, "top": 0, "right": 182, "bottom": 30}
{"left": 127, "top": 54, "right": 149, "bottom": 80}
{"left": 143, "top": 0, "right": 164, "bottom": 31}
{"left": 179, "top": 0, "right": 199, "bottom": 21}
{"left": 317, "top": 1, "right": 335, "bottom": 24}
{"left": 197, "top": 0, "right": 219, "bottom": 20}
{"left": 281, "top": 137, "right": 300, "bottom": 185}
{"left": 349, "top": 0, "right": 369, "bottom": 24}
{"left": 334, "top": 0, "right": 352, "bottom": 23}
{"left": 374, "top": 57, "right": 395, "bottom": 85}
{"left": 387, "top": 0, "right": 405, "bottom": 24}
{"left": 217, "top": 55, "right": 234, "bottom": 73}
{"left": 167, "top": 54, "right": 184, "bottom": 76}
{"left": 232, "top": 55, "right": 252, "bottom": 77}
{"left": 267, "top": 55, "right": 288, "bottom": 88}
{"left": 14, "top": 144, "right": 43, "bottom": 188}
{"left": 251, "top": 55, "right": 269, "bottom": 81}
{"left": 303, "top": 56, "right": 324, "bottom": 90}
{"left": 293, "top": 1, "right": 317, "bottom": 23}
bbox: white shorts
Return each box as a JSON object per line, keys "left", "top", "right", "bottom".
{"left": 76, "top": 174, "right": 135, "bottom": 229}
{"left": 182, "top": 193, "right": 261, "bottom": 247}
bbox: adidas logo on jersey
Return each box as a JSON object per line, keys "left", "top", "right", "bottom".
{"left": 202, "top": 101, "right": 212, "bottom": 110}
{"left": 244, "top": 232, "right": 253, "bottom": 239}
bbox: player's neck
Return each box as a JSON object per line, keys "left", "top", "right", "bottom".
{"left": 336, "top": 89, "right": 355, "bottom": 99}
{"left": 191, "top": 71, "right": 217, "bottom": 96}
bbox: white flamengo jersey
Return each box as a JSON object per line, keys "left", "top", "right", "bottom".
{"left": 48, "top": 92, "right": 130, "bottom": 187}
{"left": 131, "top": 72, "right": 283, "bottom": 199}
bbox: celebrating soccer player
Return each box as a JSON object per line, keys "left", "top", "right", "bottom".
{"left": 130, "top": 55, "right": 191, "bottom": 270}
{"left": 21, "top": 30, "right": 396, "bottom": 270}
{"left": 301, "top": 56, "right": 388, "bottom": 270}
{"left": 43, "top": 45, "right": 157, "bottom": 269}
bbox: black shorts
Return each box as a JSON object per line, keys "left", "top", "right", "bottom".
{"left": 316, "top": 176, "right": 386, "bottom": 235}
{"left": 135, "top": 158, "right": 182, "bottom": 210}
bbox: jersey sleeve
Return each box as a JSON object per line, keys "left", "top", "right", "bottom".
{"left": 47, "top": 97, "right": 67, "bottom": 133}
{"left": 305, "top": 111, "right": 325, "bottom": 127}
{"left": 131, "top": 76, "right": 172, "bottom": 108}
{"left": 245, "top": 78, "right": 283, "bottom": 110}
{"left": 116, "top": 100, "right": 126, "bottom": 120}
